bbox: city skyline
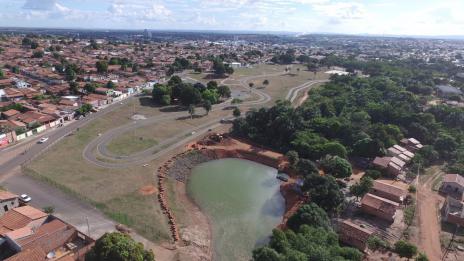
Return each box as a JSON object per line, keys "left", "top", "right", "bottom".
{"left": 0, "top": 0, "right": 463, "bottom": 36}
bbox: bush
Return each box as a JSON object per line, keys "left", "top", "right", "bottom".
{"left": 394, "top": 240, "right": 417, "bottom": 259}
{"left": 408, "top": 185, "right": 416, "bottom": 193}
{"left": 415, "top": 252, "right": 429, "bottom": 261}
{"left": 363, "top": 169, "right": 382, "bottom": 180}
{"left": 367, "top": 236, "right": 389, "bottom": 251}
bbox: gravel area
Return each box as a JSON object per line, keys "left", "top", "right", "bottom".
{"left": 166, "top": 151, "right": 213, "bottom": 182}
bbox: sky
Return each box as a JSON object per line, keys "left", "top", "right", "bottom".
{"left": 0, "top": 0, "right": 463, "bottom": 36}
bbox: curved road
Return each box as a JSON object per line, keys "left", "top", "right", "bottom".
{"left": 83, "top": 73, "right": 327, "bottom": 168}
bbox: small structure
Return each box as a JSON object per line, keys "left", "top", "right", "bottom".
{"left": 441, "top": 196, "right": 464, "bottom": 227}
{"left": 361, "top": 193, "right": 399, "bottom": 222}
{"left": 436, "top": 85, "right": 463, "bottom": 98}
{"left": 0, "top": 191, "right": 19, "bottom": 216}
{"left": 440, "top": 174, "right": 464, "bottom": 200}
{"left": 400, "top": 138, "right": 423, "bottom": 152}
{"left": 337, "top": 220, "right": 374, "bottom": 252}
{"left": 370, "top": 181, "right": 408, "bottom": 203}
{"left": 373, "top": 156, "right": 406, "bottom": 177}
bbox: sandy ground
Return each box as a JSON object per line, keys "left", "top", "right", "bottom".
{"left": 416, "top": 169, "right": 445, "bottom": 261}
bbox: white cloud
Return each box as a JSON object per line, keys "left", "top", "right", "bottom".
{"left": 313, "top": 2, "right": 367, "bottom": 20}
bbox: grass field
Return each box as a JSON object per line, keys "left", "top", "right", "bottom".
{"left": 106, "top": 134, "right": 158, "bottom": 156}
{"left": 25, "top": 97, "right": 172, "bottom": 242}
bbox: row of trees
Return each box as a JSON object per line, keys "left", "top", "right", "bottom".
{"left": 152, "top": 76, "right": 231, "bottom": 110}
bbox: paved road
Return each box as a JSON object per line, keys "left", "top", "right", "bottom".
{"left": 2, "top": 174, "right": 117, "bottom": 239}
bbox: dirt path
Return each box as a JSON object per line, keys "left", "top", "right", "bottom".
{"left": 417, "top": 169, "right": 444, "bottom": 261}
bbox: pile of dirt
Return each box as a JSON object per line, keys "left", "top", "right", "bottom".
{"left": 138, "top": 185, "right": 157, "bottom": 195}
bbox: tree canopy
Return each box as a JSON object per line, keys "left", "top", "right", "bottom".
{"left": 86, "top": 232, "right": 154, "bottom": 261}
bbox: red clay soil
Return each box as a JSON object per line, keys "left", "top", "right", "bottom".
{"left": 417, "top": 170, "right": 445, "bottom": 261}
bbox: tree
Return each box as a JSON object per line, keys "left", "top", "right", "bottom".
{"left": 285, "top": 150, "right": 299, "bottom": 167}
{"left": 65, "top": 67, "right": 76, "bottom": 81}
{"left": 106, "top": 81, "right": 116, "bottom": 89}
{"left": 168, "top": 75, "right": 182, "bottom": 86}
{"left": 161, "top": 95, "right": 171, "bottom": 106}
{"left": 303, "top": 174, "right": 344, "bottom": 212}
{"left": 367, "top": 236, "right": 389, "bottom": 251}
{"left": 152, "top": 84, "right": 171, "bottom": 105}
{"left": 249, "top": 82, "right": 254, "bottom": 89}
{"left": 42, "top": 206, "right": 55, "bottom": 214}
{"left": 233, "top": 107, "right": 241, "bottom": 117}
{"left": 350, "top": 177, "right": 373, "bottom": 199}
{"left": 394, "top": 240, "right": 418, "bottom": 259}
{"left": 252, "top": 247, "right": 282, "bottom": 261}
{"left": 86, "top": 232, "right": 155, "bottom": 261}
{"left": 203, "top": 100, "right": 212, "bottom": 115}
{"left": 69, "top": 82, "right": 79, "bottom": 94}
{"left": 287, "top": 203, "right": 331, "bottom": 231}
{"left": 207, "top": 81, "right": 218, "bottom": 90}
{"left": 202, "top": 89, "right": 219, "bottom": 104}
{"left": 188, "top": 104, "right": 195, "bottom": 119}
{"left": 84, "top": 83, "right": 96, "bottom": 93}
{"left": 296, "top": 159, "right": 318, "bottom": 177}
{"left": 180, "top": 85, "right": 202, "bottom": 106}
{"left": 96, "top": 60, "right": 108, "bottom": 73}
{"left": 320, "top": 155, "right": 352, "bottom": 178}
{"left": 415, "top": 252, "right": 429, "bottom": 261}
{"left": 263, "top": 79, "right": 269, "bottom": 87}
{"left": 32, "top": 50, "right": 44, "bottom": 58}
{"left": 217, "top": 85, "right": 231, "bottom": 98}
{"left": 0, "top": 69, "right": 4, "bottom": 79}
{"left": 30, "top": 41, "right": 39, "bottom": 49}
{"left": 213, "top": 58, "right": 226, "bottom": 76}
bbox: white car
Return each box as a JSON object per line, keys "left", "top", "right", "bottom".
{"left": 38, "top": 137, "right": 49, "bottom": 143}
{"left": 20, "top": 194, "right": 32, "bottom": 203}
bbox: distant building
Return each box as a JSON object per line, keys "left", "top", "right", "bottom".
{"left": 436, "top": 85, "right": 463, "bottom": 98}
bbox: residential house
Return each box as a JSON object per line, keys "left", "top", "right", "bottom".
{"left": 400, "top": 138, "right": 423, "bottom": 152}
{"left": 436, "top": 85, "right": 463, "bottom": 98}
{"left": 370, "top": 181, "right": 408, "bottom": 203}
{"left": 441, "top": 196, "right": 464, "bottom": 227}
{"left": 361, "top": 193, "right": 400, "bottom": 222}
{"left": 0, "top": 191, "right": 19, "bottom": 216}
{"left": 372, "top": 156, "right": 406, "bottom": 177}
{"left": 337, "top": 220, "right": 374, "bottom": 252}
{"left": 440, "top": 174, "right": 464, "bottom": 200}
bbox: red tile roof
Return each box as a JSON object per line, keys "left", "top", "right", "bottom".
{"left": 4, "top": 247, "right": 46, "bottom": 261}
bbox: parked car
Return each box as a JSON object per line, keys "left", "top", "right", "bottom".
{"left": 38, "top": 137, "right": 49, "bottom": 143}
{"left": 20, "top": 194, "right": 32, "bottom": 203}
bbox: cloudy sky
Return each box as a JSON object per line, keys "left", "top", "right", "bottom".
{"left": 0, "top": 0, "right": 463, "bottom": 36}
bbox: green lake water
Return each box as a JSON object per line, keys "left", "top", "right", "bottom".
{"left": 187, "top": 158, "right": 285, "bottom": 261}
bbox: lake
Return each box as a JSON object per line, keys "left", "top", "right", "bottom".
{"left": 188, "top": 158, "right": 285, "bottom": 261}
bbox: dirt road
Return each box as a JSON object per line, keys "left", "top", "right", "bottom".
{"left": 417, "top": 169, "right": 444, "bottom": 261}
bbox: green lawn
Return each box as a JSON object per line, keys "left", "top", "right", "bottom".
{"left": 106, "top": 134, "right": 158, "bottom": 156}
